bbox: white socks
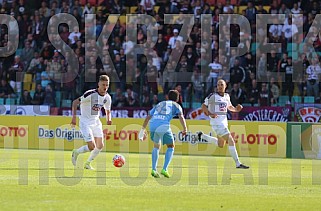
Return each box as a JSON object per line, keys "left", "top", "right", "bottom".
{"left": 87, "top": 148, "right": 101, "bottom": 162}
{"left": 228, "top": 146, "right": 241, "bottom": 166}
{"left": 201, "top": 133, "right": 218, "bottom": 145}
{"left": 77, "top": 145, "right": 90, "bottom": 154}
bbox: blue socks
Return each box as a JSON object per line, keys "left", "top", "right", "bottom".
{"left": 163, "top": 148, "right": 174, "bottom": 171}
{"left": 152, "top": 148, "right": 160, "bottom": 171}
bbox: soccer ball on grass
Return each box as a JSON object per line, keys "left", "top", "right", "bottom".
{"left": 112, "top": 154, "right": 125, "bottom": 167}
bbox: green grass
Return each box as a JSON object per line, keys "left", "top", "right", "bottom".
{"left": 0, "top": 149, "right": 321, "bottom": 210}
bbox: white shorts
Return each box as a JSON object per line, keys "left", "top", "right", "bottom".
{"left": 211, "top": 124, "right": 230, "bottom": 137}
{"left": 79, "top": 121, "right": 103, "bottom": 142}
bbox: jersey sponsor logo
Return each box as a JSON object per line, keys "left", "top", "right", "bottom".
{"left": 92, "top": 104, "right": 103, "bottom": 111}
{"left": 103, "top": 99, "right": 107, "bottom": 104}
{"left": 219, "top": 103, "right": 227, "bottom": 111}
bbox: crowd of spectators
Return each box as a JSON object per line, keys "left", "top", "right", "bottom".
{"left": 0, "top": 0, "right": 321, "bottom": 109}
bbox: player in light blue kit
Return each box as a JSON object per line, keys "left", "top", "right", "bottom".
{"left": 139, "top": 90, "right": 187, "bottom": 178}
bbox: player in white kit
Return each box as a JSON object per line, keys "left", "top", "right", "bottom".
{"left": 198, "top": 79, "right": 249, "bottom": 169}
{"left": 71, "top": 75, "right": 112, "bottom": 170}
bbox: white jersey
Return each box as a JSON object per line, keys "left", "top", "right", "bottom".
{"left": 79, "top": 89, "right": 112, "bottom": 124}
{"left": 204, "top": 93, "right": 231, "bottom": 127}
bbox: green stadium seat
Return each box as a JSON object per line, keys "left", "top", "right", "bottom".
{"left": 0, "top": 98, "right": 4, "bottom": 105}
{"left": 278, "top": 95, "right": 289, "bottom": 106}
{"left": 291, "top": 96, "right": 301, "bottom": 106}
{"left": 192, "top": 102, "right": 202, "bottom": 109}
{"left": 30, "top": 90, "right": 35, "bottom": 98}
{"left": 61, "top": 99, "right": 72, "bottom": 108}
{"left": 298, "top": 42, "right": 305, "bottom": 53}
{"left": 304, "top": 96, "right": 315, "bottom": 103}
{"left": 287, "top": 43, "right": 297, "bottom": 52}
{"left": 182, "top": 102, "right": 189, "bottom": 108}
{"left": 55, "top": 91, "right": 62, "bottom": 107}
{"left": 157, "top": 93, "right": 165, "bottom": 101}
{"left": 251, "top": 43, "right": 258, "bottom": 54}
{"left": 242, "top": 103, "right": 252, "bottom": 107}
{"left": 6, "top": 98, "right": 16, "bottom": 105}
{"left": 288, "top": 51, "right": 298, "bottom": 60}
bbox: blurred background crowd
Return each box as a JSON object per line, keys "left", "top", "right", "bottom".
{"left": 0, "top": 0, "right": 320, "bottom": 110}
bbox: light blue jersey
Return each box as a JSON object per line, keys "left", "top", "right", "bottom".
{"left": 149, "top": 101, "right": 183, "bottom": 130}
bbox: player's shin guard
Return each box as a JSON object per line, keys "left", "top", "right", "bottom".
{"left": 201, "top": 133, "right": 218, "bottom": 145}
{"left": 152, "top": 148, "right": 160, "bottom": 171}
{"left": 87, "top": 148, "right": 101, "bottom": 162}
{"left": 228, "top": 146, "right": 241, "bottom": 166}
{"left": 163, "top": 148, "right": 174, "bottom": 171}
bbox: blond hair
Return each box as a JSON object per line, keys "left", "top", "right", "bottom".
{"left": 99, "top": 75, "right": 110, "bottom": 83}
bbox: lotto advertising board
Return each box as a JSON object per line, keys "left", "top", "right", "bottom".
{"left": 0, "top": 116, "right": 32, "bottom": 149}
{"left": 0, "top": 116, "right": 286, "bottom": 158}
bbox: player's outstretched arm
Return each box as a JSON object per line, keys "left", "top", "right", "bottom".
{"left": 201, "top": 103, "right": 217, "bottom": 118}
{"left": 178, "top": 114, "right": 187, "bottom": 136}
{"left": 227, "top": 104, "right": 243, "bottom": 112}
{"left": 71, "top": 98, "right": 80, "bottom": 126}
{"left": 139, "top": 115, "right": 152, "bottom": 141}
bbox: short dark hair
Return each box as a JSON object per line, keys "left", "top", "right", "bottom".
{"left": 168, "top": 90, "right": 179, "bottom": 102}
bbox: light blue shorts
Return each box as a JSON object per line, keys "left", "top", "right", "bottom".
{"left": 150, "top": 131, "right": 174, "bottom": 145}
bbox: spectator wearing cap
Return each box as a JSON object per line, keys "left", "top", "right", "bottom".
{"left": 168, "top": 29, "right": 183, "bottom": 49}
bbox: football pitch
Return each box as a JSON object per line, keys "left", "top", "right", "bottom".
{"left": 0, "top": 149, "right": 321, "bottom": 210}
